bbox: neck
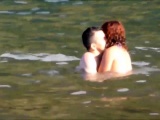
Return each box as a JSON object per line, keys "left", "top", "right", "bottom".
{"left": 89, "top": 49, "right": 101, "bottom": 57}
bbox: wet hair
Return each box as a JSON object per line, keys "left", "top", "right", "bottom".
{"left": 102, "top": 21, "right": 127, "bottom": 50}
{"left": 82, "top": 27, "right": 101, "bottom": 51}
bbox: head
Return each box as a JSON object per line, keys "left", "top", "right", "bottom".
{"left": 102, "top": 21, "right": 127, "bottom": 50}
{"left": 82, "top": 27, "right": 106, "bottom": 53}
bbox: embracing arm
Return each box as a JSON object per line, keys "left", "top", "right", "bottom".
{"left": 98, "top": 49, "right": 114, "bottom": 73}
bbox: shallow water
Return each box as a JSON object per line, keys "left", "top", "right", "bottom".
{"left": 0, "top": 0, "right": 160, "bottom": 119}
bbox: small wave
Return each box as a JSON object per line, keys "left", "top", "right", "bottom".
{"left": 0, "top": 53, "right": 80, "bottom": 62}
{"left": 132, "top": 61, "right": 150, "bottom": 67}
{"left": 133, "top": 67, "right": 160, "bottom": 75}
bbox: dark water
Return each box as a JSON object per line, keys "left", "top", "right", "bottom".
{"left": 0, "top": 0, "right": 159, "bottom": 119}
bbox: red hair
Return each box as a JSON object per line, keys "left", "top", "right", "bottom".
{"left": 102, "top": 21, "right": 127, "bottom": 50}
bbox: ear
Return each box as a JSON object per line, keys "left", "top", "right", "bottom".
{"left": 90, "top": 43, "right": 96, "bottom": 51}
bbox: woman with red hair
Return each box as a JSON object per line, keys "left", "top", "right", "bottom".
{"left": 98, "top": 21, "right": 132, "bottom": 74}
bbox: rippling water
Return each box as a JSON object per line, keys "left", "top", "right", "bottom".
{"left": 0, "top": 0, "right": 159, "bottom": 119}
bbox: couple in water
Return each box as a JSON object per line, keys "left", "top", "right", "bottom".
{"left": 79, "top": 20, "right": 132, "bottom": 81}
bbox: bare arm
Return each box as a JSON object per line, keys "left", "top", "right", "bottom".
{"left": 98, "top": 49, "right": 114, "bottom": 73}
{"left": 80, "top": 52, "right": 97, "bottom": 74}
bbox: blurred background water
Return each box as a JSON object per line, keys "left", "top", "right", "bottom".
{"left": 0, "top": 0, "right": 159, "bottom": 119}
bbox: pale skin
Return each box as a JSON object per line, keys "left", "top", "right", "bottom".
{"left": 98, "top": 45, "right": 132, "bottom": 74}
{"left": 79, "top": 30, "right": 106, "bottom": 74}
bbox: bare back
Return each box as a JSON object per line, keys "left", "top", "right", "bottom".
{"left": 98, "top": 45, "right": 132, "bottom": 74}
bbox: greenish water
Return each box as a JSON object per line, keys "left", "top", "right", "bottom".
{"left": 0, "top": 0, "right": 160, "bottom": 119}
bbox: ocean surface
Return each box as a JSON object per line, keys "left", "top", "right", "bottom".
{"left": 0, "top": 0, "right": 159, "bottom": 119}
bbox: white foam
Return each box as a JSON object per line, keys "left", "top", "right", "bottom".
{"left": 144, "top": 41, "right": 150, "bottom": 44}
{"left": 16, "top": 12, "right": 31, "bottom": 15}
{"left": 149, "top": 113, "right": 159, "bottom": 116}
{"left": 0, "top": 60, "right": 8, "bottom": 63}
{"left": 14, "top": 1, "right": 28, "bottom": 4}
{"left": 21, "top": 73, "right": 32, "bottom": 77}
{"left": 36, "top": 11, "right": 50, "bottom": 15}
{"left": 135, "top": 46, "right": 160, "bottom": 52}
{"left": 56, "top": 62, "right": 68, "bottom": 65}
{"left": 133, "top": 67, "right": 160, "bottom": 75}
{"left": 117, "top": 88, "right": 129, "bottom": 92}
{"left": 82, "top": 101, "right": 91, "bottom": 104}
{"left": 0, "top": 85, "right": 11, "bottom": 88}
{"left": 132, "top": 61, "right": 150, "bottom": 67}
{"left": 145, "top": 55, "right": 151, "bottom": 57}
{"left": 41, "top": 54, "right": 79, "bottom": 62}
{"left": 70, "top": 91, "right": 87, "bottom": 95}
{"left": 72, "top": 1, "right": 83, "bottom": 5}
{"left": 136, "top": 80, "right": 147, "bottom": 83}
{"left": 31, "top": 7, "right": 40, "bottom": 11}
{"left": 1, "top": 53, "right": 39, "bottom": 60}
{"left": 0, "top": 53, "right": 80, "bottom": 62}
{"left": 150, "top": 47, "right": 160, "bottom": 50}
{"left": 0, "top": 11, "right": 14, "bottom": 14}
{"left": 44, "top": 0, "right": 69, "bottom": 3}
{"left": 135, "top": 47, "right": 148, "bottom": 50}
{"left": 74, "top": 51, "right": 78, "bottom": 53}
{"left": 39, "top": 70, "right": 59, "bottom": 76}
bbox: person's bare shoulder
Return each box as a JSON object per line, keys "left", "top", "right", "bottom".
{"left": 83, "top": 52, "right": 94, "bottom": 60}
{"left": 103, "top": 46, "right": 116, "bottom": 58}
{"left": 79, "top": 52, "right": 97, "bottom": 74}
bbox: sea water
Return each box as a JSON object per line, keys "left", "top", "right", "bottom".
{"left": 0, "top": 0, "right": 159, "bottom": 119}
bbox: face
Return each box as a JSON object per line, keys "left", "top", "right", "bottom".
{"left": 92, "top": 30, "right": 106, "bottom": 52}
